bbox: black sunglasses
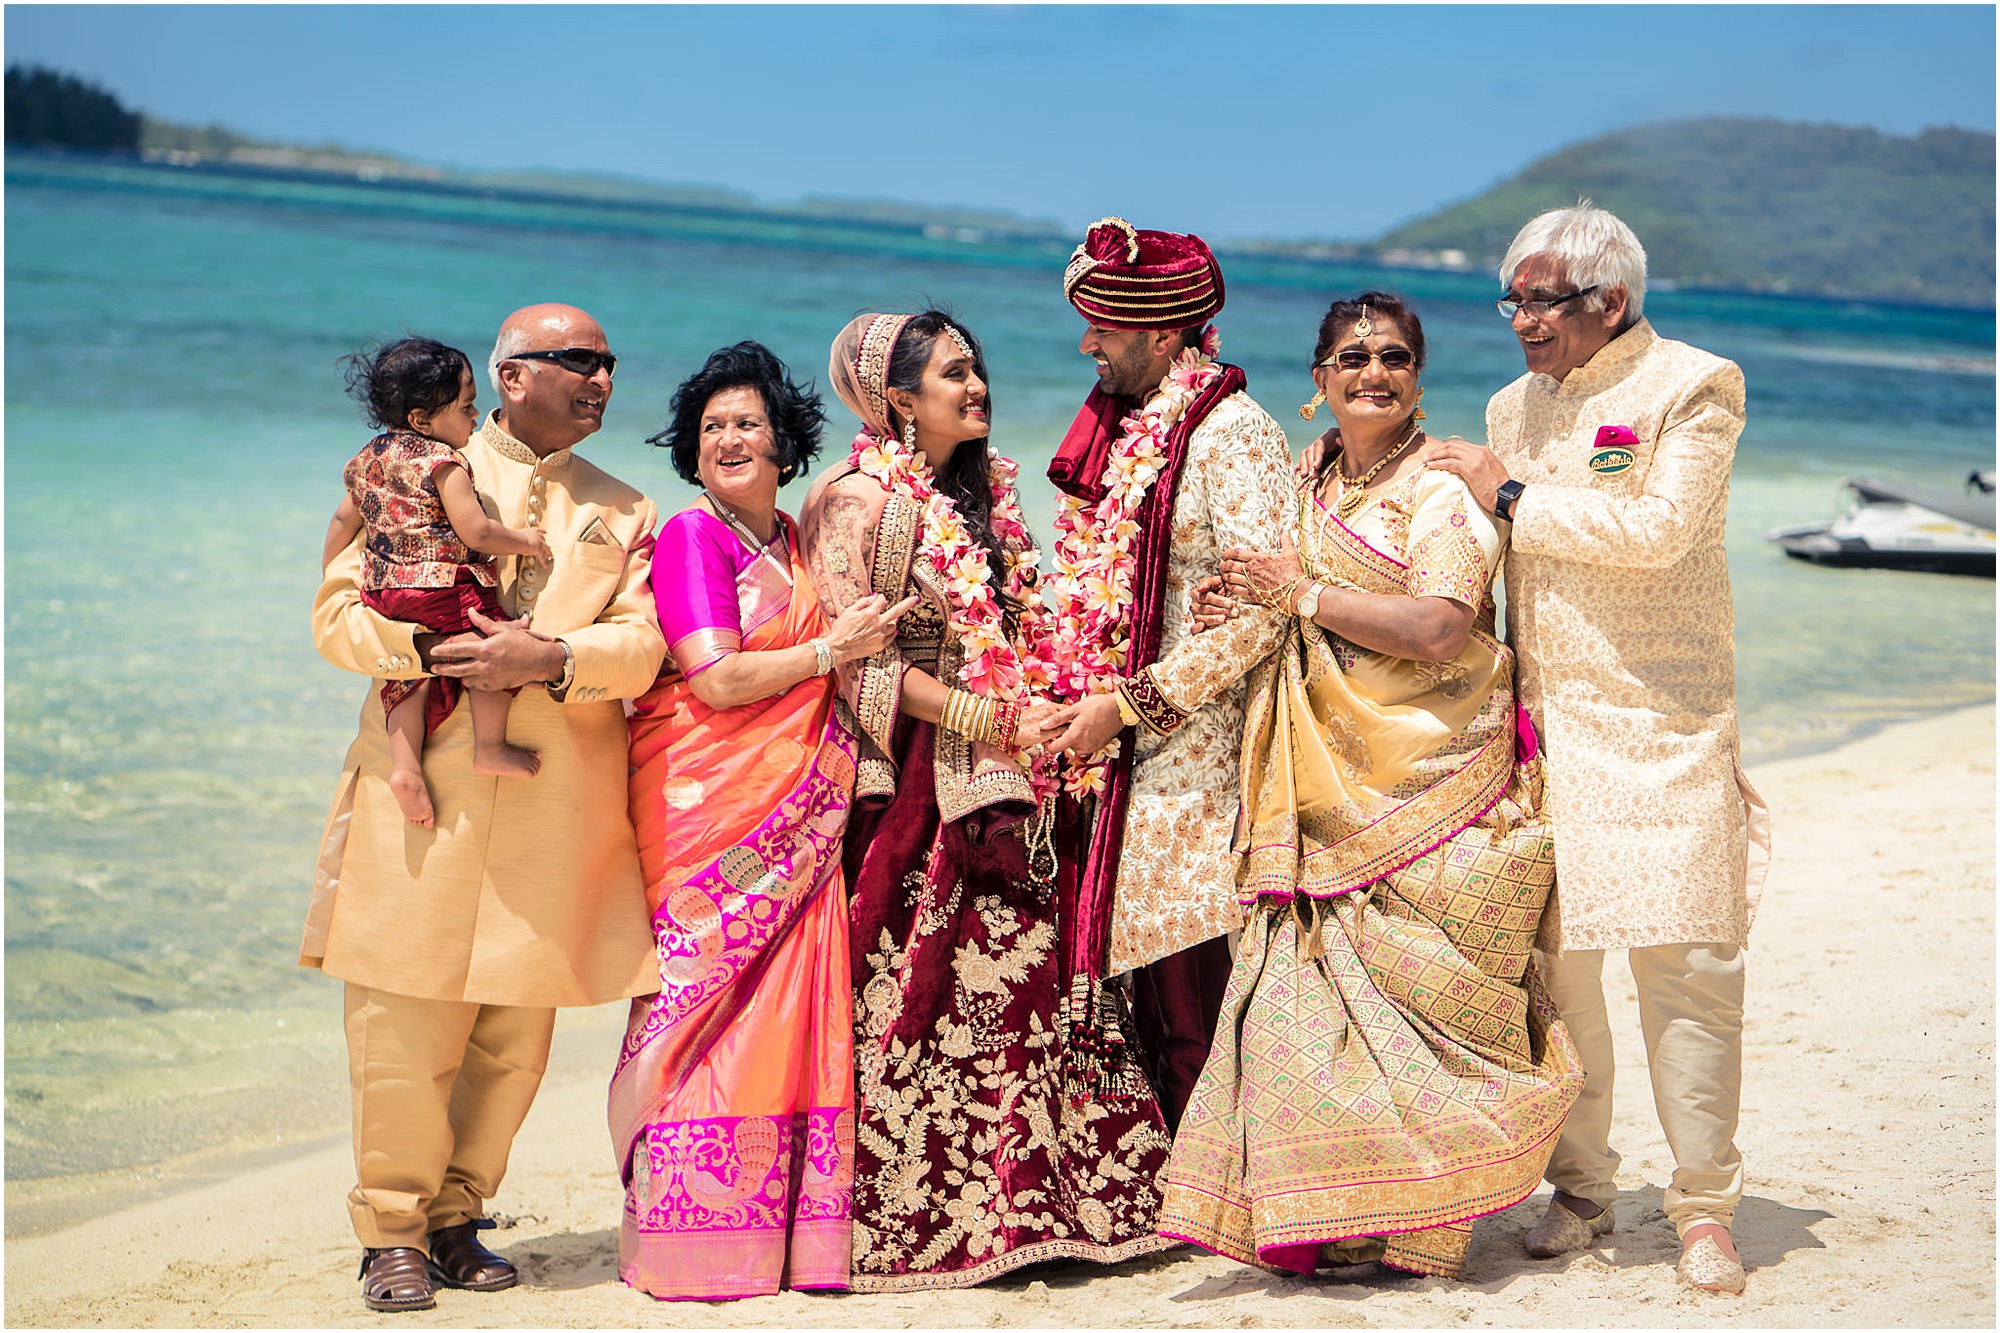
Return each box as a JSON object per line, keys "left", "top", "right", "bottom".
{"left": 506, "top": 347, "right": 618, "bottom": 378}
{"left": 1322, "top": 346, "right": 1417, "bottom": 372}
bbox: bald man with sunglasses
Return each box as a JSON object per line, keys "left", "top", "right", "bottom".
{"left": 305, "top": 303, "right": 666, "bottom": 1312}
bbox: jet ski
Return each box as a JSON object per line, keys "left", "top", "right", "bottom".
{"left": 1769, "top": 471, "right": 1995, "bottom": 577}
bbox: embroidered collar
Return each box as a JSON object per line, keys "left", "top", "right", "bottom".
{"left": 1550, "top": 318, "right": 1657, "bottom": 397}
{"left": 480, "top": 413, "right": 573, "bottom": 467}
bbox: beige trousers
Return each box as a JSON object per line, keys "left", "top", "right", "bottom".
{"left": 1538, "top": 944, "right": 1745, "bottom": 1237}
{"left": 343, "top": 983, "right": 556, "bottom": 1248}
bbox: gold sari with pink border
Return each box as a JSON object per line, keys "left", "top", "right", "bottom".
{"left": 609, "top": 510, "right": 857, "bottom": 1300}
{"left": 1159, "top": 468, "right": 1583, "bottom": 1279}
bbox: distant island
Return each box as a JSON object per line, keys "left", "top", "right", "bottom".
{"left": 1366, "top": 117, "right": 1996, "bottom": 307}
{"left": 7, "top": 64, "right": 1993, "bottom": 307}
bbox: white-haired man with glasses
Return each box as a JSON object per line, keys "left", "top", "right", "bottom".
{"left": 306, "top": 302, "right": 666, "bottom": 1312}
{"left": 1425, "top": 204, "right": 1769, "bottom": 1296}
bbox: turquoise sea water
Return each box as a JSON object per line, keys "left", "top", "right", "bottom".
{"left": 5, "top": 158, "right": 1994, "bottom": 1216}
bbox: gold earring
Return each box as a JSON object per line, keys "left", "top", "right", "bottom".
{"left": 1299, "top": 389, "right": 1326, "bottom": 421}
{"left": 902, "top": 417, "right": 917, "bottom": 451}
{"left": 1413, "top": 386, "right": 1426, "bottom": 422}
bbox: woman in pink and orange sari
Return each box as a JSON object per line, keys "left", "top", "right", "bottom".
{"left": 609, "top": 342, "right": 911, "bottom": 1301}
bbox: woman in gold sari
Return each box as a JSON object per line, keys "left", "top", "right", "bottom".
{"left": 1156, "top": 292, "right": 1582, "bottom": 1280}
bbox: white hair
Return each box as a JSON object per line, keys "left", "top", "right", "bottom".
{"left": 1499, "top": 199, "right": 1648, "bottom": 321}
{"left": 487, "top": 325, "right": 534, "bottom": 395}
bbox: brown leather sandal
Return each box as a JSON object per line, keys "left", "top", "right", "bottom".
{"left": 359, "top": 1247, "right": 436, "bottom": 1312}
{"left": 426, "top": 1219, "right": 518, "bottom": 1292}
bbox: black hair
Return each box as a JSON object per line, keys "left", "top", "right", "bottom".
{"left": 884, "top": 311, "right": 1020, "bottom": 631}
{"left": 648, "top": 341, "right": 826, "bottom": 486}
{"left": 1309, "top": 290, "right": 1428, "bottom": 372}
{"left": 341, "top": 337, "right": 472, "bottom": 432}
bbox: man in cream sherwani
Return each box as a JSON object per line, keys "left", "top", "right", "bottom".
{"left": 1426, "top": 204, "right": 1770, "bottom": 1296}
{"left": 305, "top": 303, "right": 665, "bottom": 1312}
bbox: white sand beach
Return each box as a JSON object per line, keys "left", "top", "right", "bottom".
{"left": 6, "top": 705, "right": 1993, "bottom": 1329}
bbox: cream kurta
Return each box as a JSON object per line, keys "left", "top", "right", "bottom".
{"left": 302, "top": 414, "right": 667, "bottom": 1006}
{"left": 1109, "top": 390, "right": 1295, "bottom": 975}
{"left": 1487, "top": 319, "right": 1769, "bottom": 951}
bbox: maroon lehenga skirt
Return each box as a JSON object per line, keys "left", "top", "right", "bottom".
{"left": 841, "top": 716, "right": 1175, "bottom": 1291}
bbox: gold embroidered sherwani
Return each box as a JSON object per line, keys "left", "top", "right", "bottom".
{"left": 1109, "top": 391, "right": 1295, "bottom": 975}
{"left": 1487, "top": 320, "right": 1770, "bottom": 952}
{"left": 303, "top": 414, "right": 665, "bottom": 1005}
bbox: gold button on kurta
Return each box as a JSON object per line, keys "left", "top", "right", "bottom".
{"left": 1488, "top": 321, "right": 1769, "bottom": 951}
{"left": 301, "top": 416, "right": 669, "bottom": 1007}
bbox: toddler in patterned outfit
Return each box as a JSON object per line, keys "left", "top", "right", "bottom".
{"left": 322, "top": 337, "right": 552, "bottom": 827}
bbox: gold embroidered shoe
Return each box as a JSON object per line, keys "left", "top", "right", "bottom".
{"left": 1677, "top": 1234, "right": 1747, "bottom": 1294}
{"left": 1524, "top": 1198, "right": 1615, "bottom": 1257}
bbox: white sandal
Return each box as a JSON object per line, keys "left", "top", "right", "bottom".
{"left": 1676, "top": 1234, "right": 1746, "bottom": 1294}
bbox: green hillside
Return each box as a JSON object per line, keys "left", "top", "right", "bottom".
{"left": 1376, "top": 118, "right": 1995, "bottom": 306}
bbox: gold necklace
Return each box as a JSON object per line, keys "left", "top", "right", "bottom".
{"left": 702, "top": 490, "right": 793, "bottom": 587}
{"left": 1332, "top": 420, "right": 1422, "bottom": 519}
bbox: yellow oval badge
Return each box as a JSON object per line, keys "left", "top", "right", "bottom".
{"left": 1588, "top": 447, "right": 1635, "bottom": 474}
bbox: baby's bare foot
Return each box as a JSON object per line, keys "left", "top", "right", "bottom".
{"left": 474, "top": 743, "right": 542, "bottom": 779}
{"left": 388, "top": 769, "right": 435, "bottom": 827}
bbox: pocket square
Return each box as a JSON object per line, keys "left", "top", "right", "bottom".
{"left": 1593, "top": 424, "right": 1639, "bottom": 449}
{"left": 577, "top": 518, "right": 619, "bottom": 546}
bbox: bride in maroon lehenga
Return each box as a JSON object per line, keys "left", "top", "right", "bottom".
{"left": 800, "top": 311, "right": 1173, "bottom": 1292}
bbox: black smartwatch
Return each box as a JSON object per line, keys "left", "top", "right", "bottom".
{"left": 1493, "top": 478, "right": 1526, "bottom": 522}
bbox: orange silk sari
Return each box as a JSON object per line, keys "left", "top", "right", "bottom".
{"left": 609, "top": 520, "right": 857, "bottom": 1300}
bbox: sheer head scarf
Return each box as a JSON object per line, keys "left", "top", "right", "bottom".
{"left": 828, "top": 312, "right": 915, "bottom": 439}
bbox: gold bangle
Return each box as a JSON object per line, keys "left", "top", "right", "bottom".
{"left": 942, "top": 688, "right": 996, "bottom": 743}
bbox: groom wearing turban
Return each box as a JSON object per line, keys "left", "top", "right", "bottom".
{"left": 1044, "top": 218, "right": 1294, "bottom": 1130}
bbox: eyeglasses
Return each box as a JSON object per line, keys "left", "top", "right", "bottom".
{"left": 1497, "top": 286, "right": 1598, "bottom": 320}
{"left": 505, "top": 347, "right": 618, "bottom": 378}
{"left": 1320, "top": 346, "right": 1417, "bottom": 372}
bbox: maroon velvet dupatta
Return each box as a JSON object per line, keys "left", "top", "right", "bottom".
{"left": 1050, "top": 364, "right": 1247, "bottom": 983}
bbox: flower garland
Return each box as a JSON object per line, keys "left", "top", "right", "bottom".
{"left": 1021, "top": 329, "right": 1225, "bottom": 797}
{"left": 847, "top": 427, "right": 1046, "bottom": 747}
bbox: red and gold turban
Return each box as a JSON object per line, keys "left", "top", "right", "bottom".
{"left": 1062, "top": 216, "right": 1226, "bottom": 330}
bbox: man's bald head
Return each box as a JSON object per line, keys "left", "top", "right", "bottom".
{"left": 488, "top": 304, "right": 614, "bottom": 456}
{"left": 487, "top": 304, "right": 604, "bottom": 392}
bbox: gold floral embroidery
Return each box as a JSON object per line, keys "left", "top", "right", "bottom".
{"left": 850, "top": 846, "right": 1173, "bottom": 1291}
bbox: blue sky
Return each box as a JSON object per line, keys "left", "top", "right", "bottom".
{"left": 7, "top": 4, "right": 1993, "bottom": 240}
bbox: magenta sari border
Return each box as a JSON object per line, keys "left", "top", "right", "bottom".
{"left": 1161, "top": 1122, "right": 1558, "bottom": 1272}
{"left": 1235, "top": 746, "right": 1516, "bottom": 906}
{"left": 610, "top": 706, "right": 858, "bottom": 1164}
{"left": 1249, "top": 1110, "right": 1567, "bottom": 1199}
{"left": 1313, "top": 488, "right": 1413, "bottom": 579}
{"left": 1255, "top": 1175, "right": 1550, "bottom": 1272}
{"left": 631, "top": 715, "right": 856, "bottom": 1036}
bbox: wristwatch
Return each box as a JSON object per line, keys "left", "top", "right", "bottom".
{"left": 546, "top": 639, "right": 576, "bottom": 698}
{"left": 1493, "top": 478, "right": 1527, "bottom": 522}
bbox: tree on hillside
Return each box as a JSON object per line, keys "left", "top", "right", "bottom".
{"left": 5, "top": 64, "right": 141, "bottom": 153}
